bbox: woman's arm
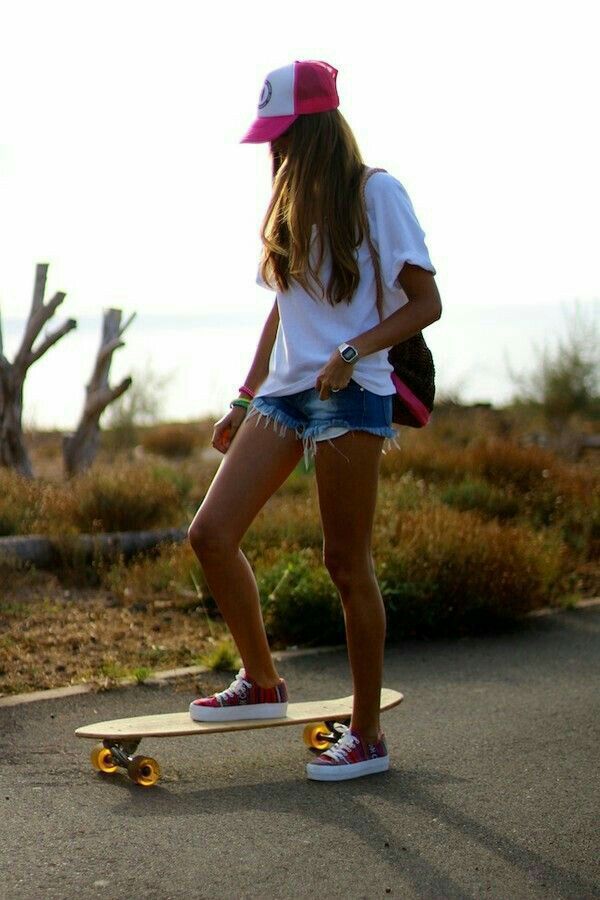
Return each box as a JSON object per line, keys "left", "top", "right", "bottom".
{"left": 315, "top": 265, "right": 441, "bottom": 398}
{"left": 348, "top": 264, "right": 442, "bottom": 358}
{"left": 239, "top": 298, "right": 280, "bottom": 394}
{"left": 212, "top": 299, "right": 280, "bottom": 454}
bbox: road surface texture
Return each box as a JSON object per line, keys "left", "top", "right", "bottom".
{"left": 1, "top": 607, "right": 598, "bottom": 899}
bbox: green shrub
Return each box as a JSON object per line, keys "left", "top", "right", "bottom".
{"left": 100, "top": 539, "right": 204, "bottom": 604}
{"left": 147, "top": 463, "right": 194, "bottom": 502}
{"left": 250, "top": 501, "right": 566, "bottom": 645}
{"left": 0, "top": 471, "right": 76, "bottom": 537}
{"left": 0, "top": 469, "right": 33, "bottom": 535}
{"left": 506, "top": 299, "right": 600, "bottom": 423}
{"left": 522, "top": 469, "right": 600, "bottom": 560}
{"left": 242, "top": 495, "right": 322, "bottom": 559}
{"left": 380, "top": 433, "right": 567, "bottom": 498}
{"left": 440, "top": 477, "right": 520, "bottom": 521}
{"left": 377, "top": 505, "right": 566, "bottom": 637}
{"left": 0, "top": 470, "right": 42, "bottom": 535}
{"left": 381, "top": 471, "right": 432, "bottom": 511}
{"left": 133, "top": 666, "right": 153, "bottom": 683}
{"left": 100, "top": 659, "right": 130, "bottom": 680}
{"left": 372, "top": 474, "right": 435, "bottom": 553}
{"left": 466, "top": 436, "right": 560, "bottom": 493}
{"left": 141, "top": 424, "right": 198, "bottom": 458}
{"left": 379, "top": 441, "right": 470, "bottom": 484}
{"left": 197, "top": 638, "right": 241, "bottom": 672}
{"left": 66, "top": 462, "right": 183, "bottom": 532}
{"left": 256, "top": 548, "right": 343, "bottom": 646}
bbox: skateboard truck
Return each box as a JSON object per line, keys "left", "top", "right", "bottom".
{"left": 90, "top": 739, "right": 161, "bottom": 787}
{"left": 303, "top": 719, "right": 350, "bottom": 753}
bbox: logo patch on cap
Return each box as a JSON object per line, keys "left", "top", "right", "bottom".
{"left": 258, "top": 80, "right": 272, "bottom": 110}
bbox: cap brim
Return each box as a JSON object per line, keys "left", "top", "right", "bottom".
{"left": 240, "top": 114, "right": 298, "bottom": 144}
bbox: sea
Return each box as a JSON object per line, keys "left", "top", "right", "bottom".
{"left": 1, "top": 300, "right": 597, "bottom": 432}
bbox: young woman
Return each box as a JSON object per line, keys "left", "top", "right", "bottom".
{"left": 187, "top": 60, "right": 441, "bottom": 781}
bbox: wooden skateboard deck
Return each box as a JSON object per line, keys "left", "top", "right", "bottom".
{"left": 76, "top": 688, "right": 403, "bottom": 740}
{"left": 76, "top": 688, "right": 403, "bottom": 786}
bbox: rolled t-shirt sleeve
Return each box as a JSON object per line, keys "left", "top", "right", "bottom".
{"left": 365, "top": 172, "right": 436, "bottom": 292}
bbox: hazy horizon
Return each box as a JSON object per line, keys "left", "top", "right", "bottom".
{"left": 3, "top": 297, "right": 596, "bottom": 431}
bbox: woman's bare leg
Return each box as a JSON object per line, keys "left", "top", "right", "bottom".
{"left": 188, "top": 415, "right": 303, "bottom": 687}
{"left": 314, "top": 431, "right": 386, "bottom": 741}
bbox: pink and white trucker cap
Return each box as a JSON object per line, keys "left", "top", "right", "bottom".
{"left": 240, "top": 60, "right": 339, "bottom": 144}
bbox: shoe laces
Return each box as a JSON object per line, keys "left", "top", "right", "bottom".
{"left": 322, "top": 726, "right": 360, "bottom": 761}
{"left": 215, "top": 668, "right": 252, "bottom": 703}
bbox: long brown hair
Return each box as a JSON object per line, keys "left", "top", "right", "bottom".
{"left": 259, "top": 110, "right": 366, "bottom": 306}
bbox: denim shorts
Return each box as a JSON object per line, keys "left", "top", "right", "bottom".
{"left": 244, "top": 378, "right": 400, "bottom": 469}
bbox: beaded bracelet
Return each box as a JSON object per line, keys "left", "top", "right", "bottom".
{"left": 230, "top": 398, "right": 251, "bottom": 411}
{"left": 238, "top": 385, "right": 255, "bottom": 399}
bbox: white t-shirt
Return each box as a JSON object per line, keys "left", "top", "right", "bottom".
{"left": 255, "top": 170, "right": 436, "bottom": 398}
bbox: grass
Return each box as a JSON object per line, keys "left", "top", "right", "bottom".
{"left": 132, "top": 666, "right": 154, "bottom": 683}
{"left": 197, "top": 638, "right": 241, "bottom": 672}
{"left": 0, "top": 575, "right": 229, "bottom": 695}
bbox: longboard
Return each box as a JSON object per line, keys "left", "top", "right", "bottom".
{"left": 76, "top": 688, "right": 403, "bottom": 786}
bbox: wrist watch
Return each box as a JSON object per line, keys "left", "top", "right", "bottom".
{"left": 337, "top": 342, "right": 360, "bottom": 364}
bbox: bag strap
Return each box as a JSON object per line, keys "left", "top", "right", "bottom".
{"left": 359, "top": 166, "right": 387, "bottom": 323}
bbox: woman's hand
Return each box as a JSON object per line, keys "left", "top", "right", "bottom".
{"left": 212, "top": 406, "right": 249, "bottom": 454}
{"left": 315, "top": 350, "right": 355, "bottom": 400}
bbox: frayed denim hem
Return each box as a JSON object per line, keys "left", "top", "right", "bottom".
{"left": 245, "top": 403, "right": 401, "bottom": 470}
{"left": 381, "top": 429, "right": 402, "bottom": 455}
{"left": 245, "top": 402, "right": 303, "bottom": 439}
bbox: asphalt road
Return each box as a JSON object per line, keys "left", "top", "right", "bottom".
{"left": 1, "top": 607, "right": 598, "bottom": 900}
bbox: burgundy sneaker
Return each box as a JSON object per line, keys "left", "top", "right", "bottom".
{"left": 306, "top": 726, "right": 389, "bottom": 781}
{"left": 189, "top": 667, "right": 288, "bottom": 722}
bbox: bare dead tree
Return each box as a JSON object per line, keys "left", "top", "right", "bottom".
{"left": 63, "top": 307, "right": 136, "bottom": 478}
{"left": 0, "top": 263, "right": 77, "bottom": 477}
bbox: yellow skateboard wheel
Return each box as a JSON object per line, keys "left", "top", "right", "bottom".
{"left": 127, "top": 755, "right": 161, "bottom": 787}
{"left": 90, "top": 744, "right": 118, "bottom": 774}
{"left": 303, "top": 722, "right": 332, "bottom": 751}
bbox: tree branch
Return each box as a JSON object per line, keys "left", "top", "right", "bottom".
{"left": 30, "top": 263, "right": 48, "bottom": 315}
{"left": 86, "top": 376, "right": 132, "bottom": 419}
{"left": 15, "top": 291, "right": 68, "bottom": 372}
{"left": 29, "top": 318, "right": 78, "bottom": 365}
{"left": 94, "top": 336, "right": 126, "bottom": 370}
{"left": 117, "top": 310, "right": 137, "bottom": 338}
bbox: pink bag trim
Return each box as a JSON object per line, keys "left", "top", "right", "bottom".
{"left": 390, "top": 372, "right": 431, "bottom": 426}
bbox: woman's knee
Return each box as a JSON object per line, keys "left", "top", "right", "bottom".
{"left": 188, "top": 517, "right": 238, "bottom": 557}
{"left": 322, "top": 544, "right": 375, "bottom": 590}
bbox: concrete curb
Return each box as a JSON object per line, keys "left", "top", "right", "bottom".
{"left": 525, "top": 596, "right": 600, "bottom": 617}
{"left": 0, "top": 645, "right": 346, "bottom": 708}
{"left": 1, "top": 600, "right": 598, "bottom": 709}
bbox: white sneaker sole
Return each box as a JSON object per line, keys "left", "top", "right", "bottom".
{"left": 189, "top": 701, "right": 288, "bottom": 722}
{"left": 306, "top": 755, "right": 390, "bottom": 781}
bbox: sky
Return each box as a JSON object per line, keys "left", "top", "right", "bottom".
{"left": 0, "top": 0, "right": 598, "bottom": 423}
